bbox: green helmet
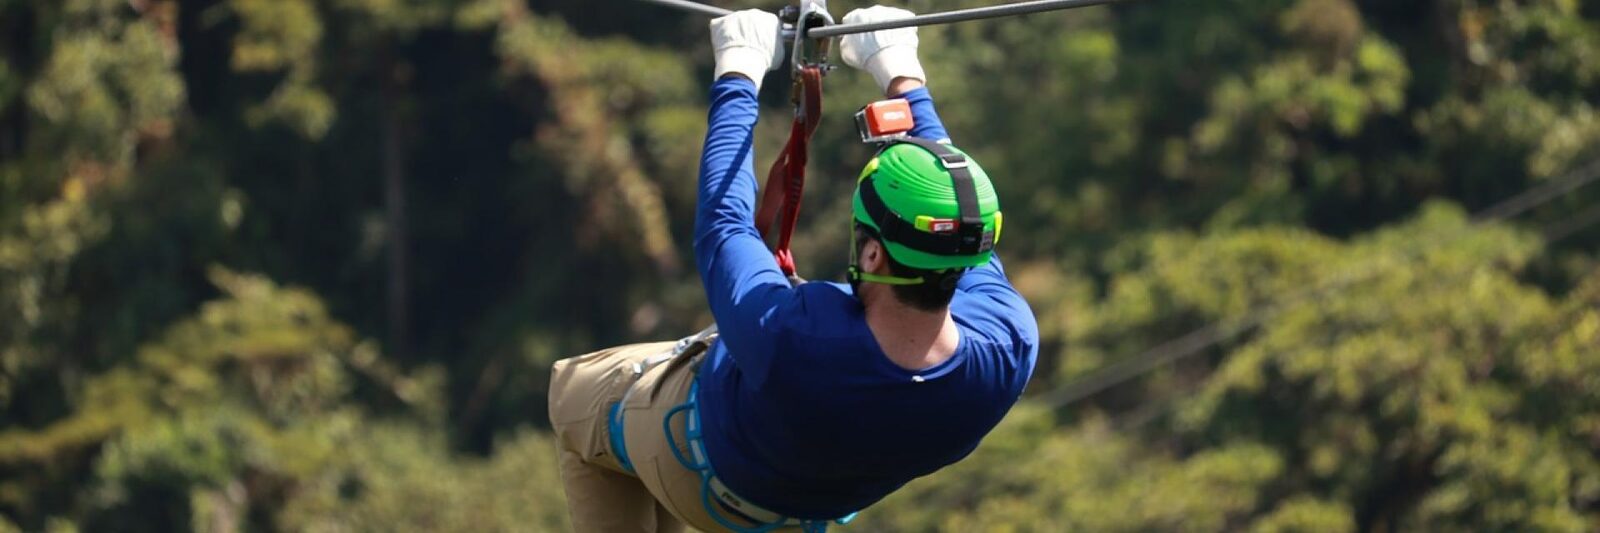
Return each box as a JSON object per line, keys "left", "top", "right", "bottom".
{"left": 851, "top": 139, "right": 1003, "bottom": 275}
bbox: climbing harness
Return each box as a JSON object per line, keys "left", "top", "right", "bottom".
{"left": 664, "top": 379, "right": 859, "bottom": 533}
{"left": 607, "top": 324, "right": 719, "bottom": 475}
{"left": 753, "top": 0, "right": 833, "bottom": 277}
{"left": 604, "top": 325, "right": 858, "bottom": 532}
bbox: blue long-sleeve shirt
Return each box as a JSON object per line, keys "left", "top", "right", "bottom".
{"left": 693, "top": 77, "right": 1038, "bottom": 519}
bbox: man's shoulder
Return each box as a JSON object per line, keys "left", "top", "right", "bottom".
{"left": 951, "top": 290, "right": 1040, "bottom": 348}
{"left": 769, "top": 281, "right": 866, "bottom": 340}
{"left": 793, "top": 280, "right": 854, "bottom": 299}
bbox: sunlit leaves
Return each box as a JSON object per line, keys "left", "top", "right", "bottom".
{"left": 26, "top": 17, "right": 183, "bottom": 165}
{"left": 278, "top": 427, "right": 570, "bottom": 532}
{"left": 861, "top": 415, "right": 1288, "bottom": 532}
{"left": 218, "top": 0, "right": 334, "bottom": 139}
{"left": 860, "top": 202, "right": 1599, "bottom": 530}
{"left": 1250, "top": 497, "right": 1356, "bottom": 533}
{"left": 226, "top": 0, "right": 320, "bottom": 72}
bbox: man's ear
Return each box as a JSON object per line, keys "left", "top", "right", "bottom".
{"left": 860, "top": 238, "right": 886, "bottom": 273}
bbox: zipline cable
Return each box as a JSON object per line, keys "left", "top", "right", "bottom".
{"left": 1543, "top": 201, "right": 1600, "bottom": 243}
{"left": 807, "top": 0, "right": 1130, "bottom": 38}
{"left": 1110, "top": 200, "right": 1600, "bottom": 433}
{"left": 638, "top": 0, "right": 733, "bottom": 17}
{"left": 633, "top": 0, "right": 1127, "bottom": 38}
{"left": 1033, "top": 155, "right": 1600, "bottom": 411}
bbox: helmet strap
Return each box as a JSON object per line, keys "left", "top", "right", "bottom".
{"left": 888, "top": 137, "right": 988, "bottom": 255}
{"left": 849, "top": 223, "right": 924, "bottom": 287}
{"left": 849, "top": 266, "right": 925, "bottom": 286}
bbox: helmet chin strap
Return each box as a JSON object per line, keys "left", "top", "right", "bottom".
{"left": 848, "top": 266, "right": 925, "bottom": 286}
{"left": 849, "top": 223, "right": 924, "bottom": 286}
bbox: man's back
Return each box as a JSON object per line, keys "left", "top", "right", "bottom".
{"left": 696, "top": 274, "right": 1037, "bottom": 518}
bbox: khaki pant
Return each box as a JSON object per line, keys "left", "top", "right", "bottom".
{"left": 550, "top": 342, "right": 787, "bottom": 533}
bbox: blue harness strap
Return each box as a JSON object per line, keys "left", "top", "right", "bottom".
{"left": 608, "top": 400, "right": 636, "bottom": 474}
{"left": 606, "top": 328, "right": 717, "bottom": 474}
{"left": 603, "top": 330, "right": 860, "bottom": 532}
{"left": 662, "top": 380, "right": 859, "bottom": 533}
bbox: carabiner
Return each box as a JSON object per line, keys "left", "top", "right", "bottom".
{"left": 782, "top": 0, "right": 834, "bottom": 73}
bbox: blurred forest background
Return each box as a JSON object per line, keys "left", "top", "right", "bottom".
{"left": 2, "top": 0, "right": 1598, "bottom": 530}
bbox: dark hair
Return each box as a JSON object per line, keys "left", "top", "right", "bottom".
{"left": 854, "top": 225, "right": 961, "bottom": 312}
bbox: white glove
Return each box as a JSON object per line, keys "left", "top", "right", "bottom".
{"left": 839, "top": 6, "right": 926, "bottom": 92}
{"left": 710, "top": 10, "right": 785, "bottom": 91}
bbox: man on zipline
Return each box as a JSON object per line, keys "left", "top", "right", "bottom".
{"left": 549, "top": 6, "right": 1037, "bottom": 532}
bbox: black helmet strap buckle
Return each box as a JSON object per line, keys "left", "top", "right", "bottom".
{"left": 860, "top": 137, "right": 992, "bottom": 257}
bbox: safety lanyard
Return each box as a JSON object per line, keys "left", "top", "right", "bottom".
{"left": 753, "top": 66, "right": 824, "bottom": 277}
{"left": 748, "top": 1, "right": 833, "bottom": 278}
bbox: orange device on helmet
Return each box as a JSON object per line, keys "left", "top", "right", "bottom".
{"left": 855, "top": 99, "right": 914, "bottom": 144}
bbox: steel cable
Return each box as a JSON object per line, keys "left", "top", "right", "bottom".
{"left": 1034, "top": 155, "right": 1600, "bottom": 411}
{"left": 634, "top": 0, "right": 1128, "bottom": 37}
{"left": 638, "top": 0, "right": 732, "bottom": 17}
{"left": 808, "top": 0, "right": 1131, "bottom": 38}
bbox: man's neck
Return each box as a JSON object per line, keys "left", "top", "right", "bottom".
{"left": 861, "top": 286, "right": 960, "bottom": 371}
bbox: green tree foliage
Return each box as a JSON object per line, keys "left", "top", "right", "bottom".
{"left": 3, "top": 267, "right": 565, "bottom": 530}
{"left": 0, "top": 0, "right": 179, "bottom": 376}
{"left": 0, "top": 0, "right": 1596, "bottom": 530}
{"left": 857, "top": 408, "right": 1295, "bottom": 532}
{"left": 864, "top": 206, "right": 1599, "bottom": 531}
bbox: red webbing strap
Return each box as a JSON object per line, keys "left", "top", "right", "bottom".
{"left": 753, "top": 66, "right": 824, "bottom": 277}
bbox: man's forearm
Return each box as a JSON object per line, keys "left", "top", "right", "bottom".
{"left": 886, "top": 76, "right": 924, "bottom": 97}
{"left": 899, "top": 85, "right": 950, "bottom": 142}
{"left": 694, "top": 77, "right": 762, "bottom": 256}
